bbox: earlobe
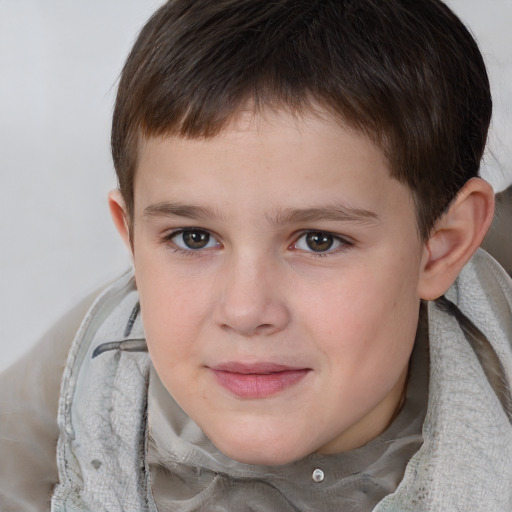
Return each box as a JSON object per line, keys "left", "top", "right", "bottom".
{"left": 108, "top": 189, "right": 133, "bottom": 254}
{"left": 418, "top": 178, "right": 495, "bottom": 300}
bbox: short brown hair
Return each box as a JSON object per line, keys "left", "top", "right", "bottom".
{"left": 111, "top": 0, "right": 491, "bottom": 240}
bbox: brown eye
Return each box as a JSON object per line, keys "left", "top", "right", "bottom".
{"left": 305, "top": 232, "right": 334, "bottom": 252}
{"left": 293, "top": 231, "right": 348, "bottom": 254}
{"left": 171, "top": 229, "right": 216, "bottom": 250}
{"left": 182, "top": 230, "right": 210, "bottom": 249}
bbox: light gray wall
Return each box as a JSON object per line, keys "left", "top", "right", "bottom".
{"left": 1, "top": 0, "right": 511, "bottom": 372}
{"left": 0, "top": 1, "right": 165, "bottom": 371}
{"left": 446, "top": 0, "right": 512, "bottom": 193}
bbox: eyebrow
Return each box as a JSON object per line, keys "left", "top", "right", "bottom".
{"left": 144, "top": 202, "right": 218, "bottom": 220}
{"left": 266, "top": 205, "right": 380, "bottom": 226}
{"left": 143, "top": 201, "right": 380, "bottom": 225}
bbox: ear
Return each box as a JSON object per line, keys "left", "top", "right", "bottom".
{"left": 418, "top": 178, "right": 495, "bottom": 300}
{"left": 108, "top": 189, "right": 133, "bottom": 255}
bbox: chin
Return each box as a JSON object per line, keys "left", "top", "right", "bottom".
{"left": 210, "top": 431, "right": 308, "bottom": 467}
{"left": 223, "top": 447, "right": 299, "bottom": 467}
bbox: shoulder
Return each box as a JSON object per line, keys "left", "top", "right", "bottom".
{"left": 0, "top": 285, "right": 105, "bottom": 511}
{"left": 52, "top": 272, "right": 153, "bottom": 511}
{"left": 447, "top": 248, "right": 512, "bottom": 353}
{"left": 455, "top": 248, "right": 512, "bottom": 312}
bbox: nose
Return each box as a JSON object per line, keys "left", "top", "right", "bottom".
{"left": 213, "top": 255, "right": 291, "bottom": 337}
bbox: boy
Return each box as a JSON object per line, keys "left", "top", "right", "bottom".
{"left": 2, "top": 0, "right": 511, "bottom": 510}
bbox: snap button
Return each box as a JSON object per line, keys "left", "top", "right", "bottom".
{"left": 312, "top": 468, "right": 325, "bottom": 483}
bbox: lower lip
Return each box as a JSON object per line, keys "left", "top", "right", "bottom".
{"left": 211, "top": 369, "right": 310, "bottom": 398}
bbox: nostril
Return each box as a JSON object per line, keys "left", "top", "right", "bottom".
{"left": 218, "top": 321, "right": 283, "bottom": 337}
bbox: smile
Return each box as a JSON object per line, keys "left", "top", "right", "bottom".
{"left": 210, "top": 363, "right": 311, "bottom": 399}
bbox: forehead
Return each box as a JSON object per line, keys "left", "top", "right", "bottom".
{"left": 137, "top": 105, "right": 378, "bottom": 168}
{"left": 133, "top": 109, "right": 413, "bottom": 225}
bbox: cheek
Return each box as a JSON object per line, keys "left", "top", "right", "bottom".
{"left": 139, "top": 290, "right": 207, "bottom": 406}
{"left": 301, "top": 256, "right": 420, "bottom": 365}
{"left": 135, "top": 261, "right": 211, "bottom": 370}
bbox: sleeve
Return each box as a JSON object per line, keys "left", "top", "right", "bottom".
{"left": 0, "top": 292, "right": 98, "bottom": 512}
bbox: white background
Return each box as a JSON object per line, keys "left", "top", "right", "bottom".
{"left": 1, "top": 0, "right": 511, "bottom": 372}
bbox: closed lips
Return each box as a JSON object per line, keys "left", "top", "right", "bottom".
{"left": 209, "top": 363, "right": 311, "bottom": 398}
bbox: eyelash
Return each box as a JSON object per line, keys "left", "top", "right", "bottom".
{"left": 161, "top": 228, "right": 220, "bottom": 257}
{"left": 291, "top": 231, "right": 353, "bottom": 257}
{"left": 161, "top": 229, "right": 353, "bottom": 257}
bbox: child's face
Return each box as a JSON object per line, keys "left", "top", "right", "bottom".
{"left": 130, "top": 109, "right": 427, "bottom": 465}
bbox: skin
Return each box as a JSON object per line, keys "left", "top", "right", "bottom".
{"left": 109, "top": 109, "right": 494, "bottom": 466}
